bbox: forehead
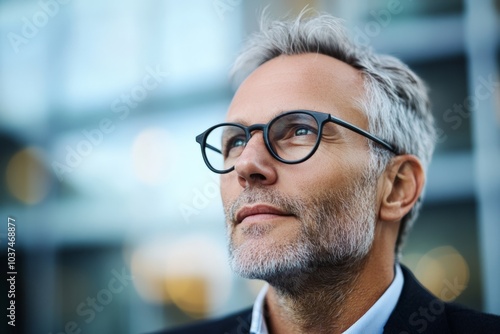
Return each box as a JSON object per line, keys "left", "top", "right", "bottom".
{"left": 226, "top": 53, "right": 366, "bottom": 126}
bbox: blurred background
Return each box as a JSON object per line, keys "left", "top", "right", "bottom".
{"left": 0, "top": 0, "right": 499, "bottom": 333}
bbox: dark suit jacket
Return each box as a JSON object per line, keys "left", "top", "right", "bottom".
{"left": 153, "top": 265, "right": 500, "bottom": 333}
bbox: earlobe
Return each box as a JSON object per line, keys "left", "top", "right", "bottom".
{"left": 379, "top": 155, "right": 425, "bottom": 223}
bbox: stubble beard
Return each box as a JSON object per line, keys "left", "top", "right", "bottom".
{"left": 224, "top": 170, "right": 378, "bottom": 295}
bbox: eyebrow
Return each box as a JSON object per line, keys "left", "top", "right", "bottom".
{"left": 227, "top": 109, "right": 294, "bottom": 125}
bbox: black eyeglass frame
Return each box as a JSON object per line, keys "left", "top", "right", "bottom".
{"left": 195, "top": 110, "right": 399, "bottom": 174}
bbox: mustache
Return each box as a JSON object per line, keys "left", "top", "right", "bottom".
{"left": 226, "top": 188, "right": 304, "bottom": 224}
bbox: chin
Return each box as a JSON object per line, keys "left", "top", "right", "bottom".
{"left": 228, "top": 234, "right": 314, "bottom": 279}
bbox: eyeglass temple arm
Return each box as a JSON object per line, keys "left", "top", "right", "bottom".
{"left": 330, "top": 116, "right": 398, "bottom": 154}
{"left": 205, "top": 143, "right": 222, "bottom": 154}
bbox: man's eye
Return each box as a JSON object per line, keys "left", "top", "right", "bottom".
{"left": 223, "top": 137, "right": 246, "bottom": 157}
{"left": 291, "top": 124, "right": 318, "bottom": 137}
{"left": 230, "top": 137, "right": 246, "bottom": 148}
{"left": 294, "top": 127, "right": 314, "bottom": 136}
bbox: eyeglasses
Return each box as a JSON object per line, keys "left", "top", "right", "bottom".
{"left": 196, "top": 110, "right": 398, "bottom": 174}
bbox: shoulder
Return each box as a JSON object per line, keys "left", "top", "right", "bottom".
{"left": 444, "top": 302, "right": 500, "bottom": 333}
{"left": 148, "top": 307, "right": 253, "bottom": 334}
{"left": 385, "top": 265, "right": 500, "bottom": 333}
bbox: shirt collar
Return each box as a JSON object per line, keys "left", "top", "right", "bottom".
{"left": 249, "top": 263, "right": 404, "bottom": 334}
{"left": 250, "top": 282, "right": 269, "bottom": 334}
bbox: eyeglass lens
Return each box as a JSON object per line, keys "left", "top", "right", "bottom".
{"left": 204, "top": 112, "right": 320, "bottom": 172}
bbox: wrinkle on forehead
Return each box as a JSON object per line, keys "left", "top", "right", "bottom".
{"left": 229, "top": 109, "right": 301, "bottom": 126}
{"left": 226, "top": 53, "right": 366, "bottom": 129}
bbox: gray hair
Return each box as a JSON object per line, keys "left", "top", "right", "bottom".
{"left": 230, "top": 11, "right": 436, "bottom": 257}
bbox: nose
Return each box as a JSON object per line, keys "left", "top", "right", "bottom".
{"left": 233, "top": 132, "right": 278, "bottom": 188}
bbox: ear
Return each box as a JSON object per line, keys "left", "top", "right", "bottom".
{"left": 379, "top": 155, "right": 425, "bottom": 223}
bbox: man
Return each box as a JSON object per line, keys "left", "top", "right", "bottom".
{"left": 159, "top": 12, "right": 500, "bottom": 334}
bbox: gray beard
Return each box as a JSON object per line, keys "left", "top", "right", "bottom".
{"left": 224, "top": 170, "right": 377, "bottom": 296}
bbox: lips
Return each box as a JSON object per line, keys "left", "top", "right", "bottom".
{"left": 235, "top": 204, "right": 292, "bottom": 224}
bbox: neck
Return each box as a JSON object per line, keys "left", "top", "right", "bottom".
{"left": 264, "top": 254, "right": 395, "bottom": 334}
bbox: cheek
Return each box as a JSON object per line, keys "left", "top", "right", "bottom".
{"left": 287, "top": 150, "right": 359, "bottom": 191}
{"left": 317, "top": 144, "right": 370, "bottom": 173}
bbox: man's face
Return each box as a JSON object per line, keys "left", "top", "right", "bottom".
{"left": 221, "top": 53, "right": 380, "bottom": 282}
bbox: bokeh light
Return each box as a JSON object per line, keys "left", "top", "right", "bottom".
{"left": 6, "top": 146, "right": 51, "bottom": 204}
{"left": 131, "top": 235, "right": 232, "bottom": 317}
{"left": 413, "top": 246, "right": 470, "bottom": 301}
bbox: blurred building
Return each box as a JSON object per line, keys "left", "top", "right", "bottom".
{"left": 0, "top": 0, "right": 499, "bottom": 333}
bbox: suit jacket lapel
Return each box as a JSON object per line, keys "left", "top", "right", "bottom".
{"left": 384, "top": 265, "right": 452, "bottom": 333}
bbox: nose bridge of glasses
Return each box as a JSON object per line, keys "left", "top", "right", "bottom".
{"left": 246, "top": 123, "right": 267, "bottom": 136}
{"left": 238, "top": 123, "right": 267, "bottom": 146}
{"left": 244, "top": 123, "right": 268, "bottom": 144}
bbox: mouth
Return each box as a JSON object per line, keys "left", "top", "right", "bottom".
{"left": 235, "top": 204, "right": 293, "bottom": 225}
